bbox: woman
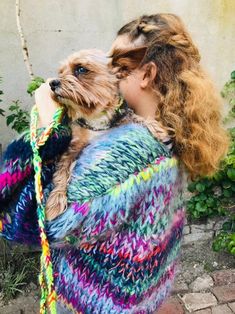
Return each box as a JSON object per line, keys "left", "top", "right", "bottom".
{"left": 0, "top": 13, "right": 228, "bottom": 313}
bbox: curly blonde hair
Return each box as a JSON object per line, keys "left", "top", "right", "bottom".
{"left": 112, "top": 13, "right": 229, "bottom": 180}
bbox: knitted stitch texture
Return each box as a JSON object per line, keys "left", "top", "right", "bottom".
{"left": 0, "top": 115, "right": 71, "bottom": 202}
{"left": 0, "top": 123, "right": 186, "bottom": 313}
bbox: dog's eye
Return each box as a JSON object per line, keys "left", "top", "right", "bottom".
{"left": 74, "top": 66, "right": 89, "bottom": 76}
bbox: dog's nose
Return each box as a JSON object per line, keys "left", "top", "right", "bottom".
{"left": 49, "top": 79, "right": 61, "bottom": 91}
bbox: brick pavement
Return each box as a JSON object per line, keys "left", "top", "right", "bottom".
{"left": 157, "top": 269, "right": 235, "bottom": 314}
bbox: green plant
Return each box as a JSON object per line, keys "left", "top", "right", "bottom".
{"left": 213, "top": 221, "right": 235, "bottom": 255}
{"left": 5, "top": 77, "right": 45, "bottom": 133}
{"left": 0, "top": 76, "right": 45, "bottom": 134}
{"left": 187, "top": 179, "right": 226, "bottom": 219}
{"left": 1, "top": 265, "right": 27, "bottom": 302}
{"left": 6, "top": 100, "right": 30, "bottom": 134}
{"left": 187, "top": 127, "right": 235, "bottom": 219}
{"left": 0, "top": 239, "right": 40, "bottom": 302}
{"left": 186, "top": 70, "right": 235, "bottom": 255}
{"left": 222, "top": 70, "right": 235, "bottom": 123}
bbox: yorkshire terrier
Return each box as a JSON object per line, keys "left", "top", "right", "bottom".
{"left": 46, "top": 49, "right": 128, "bottom": 221}
{"left": 46, "top": 49, "right": 170, "bottom": 221}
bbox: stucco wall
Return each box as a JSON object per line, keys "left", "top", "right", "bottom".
{"left": 0, "top": 0, "right": 234, "bottom": 150}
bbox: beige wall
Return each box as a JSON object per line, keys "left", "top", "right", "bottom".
{"left": 0, "top": 0, "right": 234, "bottom": 150}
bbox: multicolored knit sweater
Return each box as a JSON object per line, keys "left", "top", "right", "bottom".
{"left": 0, "top": 121, "right": 186, "bottom": 313}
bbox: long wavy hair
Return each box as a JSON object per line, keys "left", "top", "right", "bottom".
{"left": 111, "top": 13, "right": 229, "bottom": 180}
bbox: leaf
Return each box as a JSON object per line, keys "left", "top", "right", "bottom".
{"left": 195, "top": 202, "right": 206, "bottom": 212}
{"left": 0, "top": 108, "right": 5, "bottom": 116}
{"left": 34, "top": 76, "right": 45, "bottom": 83}
{"left": 198, "top": 193, "right": 207, "bottom": 201}
{"left": 8, "top": 104, "right": 19, "bottom": 111}
{"left": 27, "top": 81, "right": 38, "bottom": 92}
{"left": 212, "top": 242, "right": 220, "bottom": 252}
{"left": 231, "top": 70, "right": 235, "bottom": 80}
{"left": 213, "top": 172, "right": 224, "bottom": 181}
{"left": 227, "top": 168, "right": 235, "bottom": 181}
{"left": 222, "top": 180, "right": 232, "bottom": 189}
{"left": 27, "top": 77, "right": 45, "bottom": 95}
{"left": 223, "top": 189, "right": 233, "bottom": 198}
{"left": 6, "top": 115, "right": 16, "bottom": 125}
{"left": 206, "top": 197, "right": 215, "bottom": 207}
{"left": 222, "top": 221, "right": 232, "bottom": 231}
{"left": 196, "top": 183, "right": 206, "bottom": 192}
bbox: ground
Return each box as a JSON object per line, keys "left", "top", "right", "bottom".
{"left": 159, "top": 238, "right": 235, "bottom": 314}
{"left": 0, "top": 228, "right": 235, "bottom": 313}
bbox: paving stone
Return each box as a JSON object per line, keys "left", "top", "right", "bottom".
{"left": 0, "top": 309, "right": 21, "bottom": 314}
{"left": 180, "top": 293, "right": 217, "bottom": 312}
{"left": 211, "top": 304, "right": 233, "bottom": 314}
{"left": 190, "top": 218, "right": 216, "bottom": 232}
{"left": 206, "top": 219, "right": 215, "bottom": 230}
{"left": 228, "top": 302, "right": 235, "bottom": 312}
{"left": 211, "top": 269, "right": 235, "bottom": 286}
{"left": 194, "top": 309, "right": 212, "bottom": 314}
{"left": 191, "top": 225, "right": 207, "bottom": 233}
{"left": 172, "top": 281, "right": 189, "bottom": 294}
{"left": 212, "top": 284, "right": 235, "bottom": 303}
{"left": 157, "top": 296, "right": 185, "bottom": 314}
{"left": 183, "top": 232, "right": 214, "bottom": 245}
{"left": 181, "top": 264, "right": 205, "bottom": 284}
{"left": 189, "top": 274, "right": 214, "bottom": 292}
{"left": 183, "top": 225, "right": 191, "bottom": 235}
{"left": 0, "top": 295, "right": 39, "bottom": 314}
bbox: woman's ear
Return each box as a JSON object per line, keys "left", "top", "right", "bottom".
{"left": 140, "top": 62, "right": 157, "bottom": 88}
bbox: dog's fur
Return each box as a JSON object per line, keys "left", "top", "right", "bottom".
{"left": 46, "top": 49, "right": 169, "bottom": 221}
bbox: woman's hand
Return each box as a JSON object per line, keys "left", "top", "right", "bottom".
{"left": 34, "top": 79, "right": 61, "bottom": 128}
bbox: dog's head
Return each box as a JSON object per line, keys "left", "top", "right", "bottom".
{"left": 49, "top": 49, "right": 118, "bottom": 121}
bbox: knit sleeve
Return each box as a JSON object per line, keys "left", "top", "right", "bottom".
{"left": 46, "top": 124, "right": 184, "bottom": 247}
{"left": 0, "top": 117, "right": 72, "bottom": 201}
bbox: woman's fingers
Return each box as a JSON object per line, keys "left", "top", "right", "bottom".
{"left": 34, "top": 79, "right": 61, "bottom": 128}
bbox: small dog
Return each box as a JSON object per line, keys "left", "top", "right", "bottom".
{"left": 46, "top": 49, "right": 128, "bottom": 221}
{"left": 46, "top": 49, "right": 169, "bottom": 221}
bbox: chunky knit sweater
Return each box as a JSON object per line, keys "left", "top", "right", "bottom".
{"left": 0, "top": 121, "right": 186, "bottom": 314}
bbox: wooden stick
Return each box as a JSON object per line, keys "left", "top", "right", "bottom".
{"left": 15, "top": 0, "right": 34, "bottom": 80}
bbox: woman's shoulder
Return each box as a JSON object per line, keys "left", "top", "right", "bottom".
{"left": 71, "top": 123, "right": 173, "bottom": 179}
{"left": 67, "top": 123, "right": 176, "bottom": 203}
{"left": 98, "top": 122, "right": 171, "bottom": 151}
{"left": 78, "top": 122, "right": 172, "bottom": 165}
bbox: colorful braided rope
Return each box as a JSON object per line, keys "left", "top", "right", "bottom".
{"left": 30, "top": 104, "right": 64, "bottom": 314}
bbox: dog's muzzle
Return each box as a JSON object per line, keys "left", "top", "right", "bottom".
{"left": 49, "top": 79, "right": 61, "bottom": 92}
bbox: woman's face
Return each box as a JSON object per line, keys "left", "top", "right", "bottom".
{"left": 109, "top": 34, "right": 146, "bottom": 109}
{"left": 118, "top": 68, "right": 145, "bottom": 109}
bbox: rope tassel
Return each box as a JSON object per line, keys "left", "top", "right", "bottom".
{"left": 30, "top": 105, "right": 64, "bottom": 314}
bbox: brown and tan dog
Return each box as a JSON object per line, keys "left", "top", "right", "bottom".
{"left": 46, "top": 49, "right": 127, "bottom": 221}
